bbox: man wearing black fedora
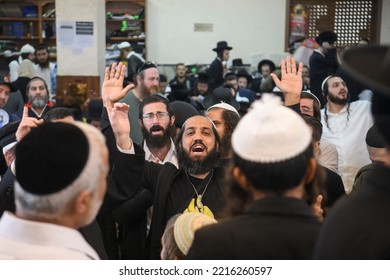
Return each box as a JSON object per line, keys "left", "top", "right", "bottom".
{"left": 314, "top": 45, "right": 390, "bottom": 259}
{"left": 309, "top": 31, "right": 339, "bottom": 107}
{"left": 207, "top": 41, "right": 233, "bottom": 89}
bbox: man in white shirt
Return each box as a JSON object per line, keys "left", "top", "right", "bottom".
{"left": 0, "top": 121, "right": 109, "bottom": 259}
{"left": 321, "top": 75, "right": 373, "bottom": 193}
{"left": 33, "top": 44, "right": 57, "bottom": 97}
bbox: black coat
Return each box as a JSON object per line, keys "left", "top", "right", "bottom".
{"left": 187, "top": 196, "right": 321, "bottom": 259}
{"left": 207, "top": 58, "right": 224, "bottom": 89}
{"left": 109, "top": 146, "right": 226, "bottom": 259}
{"left": 314, "top": 164, "right": 390, "bottom": 259}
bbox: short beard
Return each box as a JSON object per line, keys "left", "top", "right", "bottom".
{"left": 327, "top": 92, "right": 350, "bottom": 105}
{"left": 38, "top": 59, "right": 50, "bottom": 69}
{"left": 142, "top": 124, "right": 173, "bottom": 149}
{"left": 177, "top": 144, "right": 220, "bottom": 175}
{"left": 30, "top": 96, "right": 48, "bottom": 109}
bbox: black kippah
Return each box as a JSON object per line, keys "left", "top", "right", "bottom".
{"left": 366, "top": 124, "right": 387, "bottom": 148}
{"left": 15, "top": 122, "right": 89, "bottom": 195}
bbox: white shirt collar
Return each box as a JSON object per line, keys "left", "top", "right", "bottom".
{"left": 143, "top": 138, "right": 178, "bottom": 168}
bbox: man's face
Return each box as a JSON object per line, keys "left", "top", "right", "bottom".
{"left": 300, "top": 98, "right": 314, "bottom": 116}
{"left": 302, "top": 66, "right": 310, "bottom": 78}
{"left": 326, "top": 77, "right": 349, "bottom": 105}
{"left": 178, "top": 116, "right": 219, "bottom": 174}
{"left": 180, "top": 116, "right": 217, "bottom": 161}
{"left": 261, "top": 65, "right": 271, "bottom": 77}
{"left": 237, "top": 77, "right": 248, "bottom": 89}
{"left": 139, "top": 68, "right": 160, "bottom": 98}
{"left": 36, "top": 49, "right": 49, "bottom": 67}
{"left": 206, "top": 108, "right": 225, "bottom": 139}
{"left": 140, "top": 102, "right": 174, "bottom": 149}
{"left": 176, "top": 65, "right": 187, "bottom": 78}
{"left": 196, "top": 82, "right": 209, "bottom": 95}
{"left": 28, "top": 79, "right": 48, "bottom": 109}
{"left": 222, "top": 49, "right": 230, "bottom": 61}
{"left": 0, "top": 85, "right": 10, "bottom": 107}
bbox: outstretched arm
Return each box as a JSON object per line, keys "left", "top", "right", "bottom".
{"left": 270, "top": 57, "right": 303, "bottom": 106}
{"left": 103, "top": 63, "right": 134, "bottom": 150}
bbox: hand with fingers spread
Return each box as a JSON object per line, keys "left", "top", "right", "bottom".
{"left": 102, "top": 62, "right": 134, "bottom": 109}
{"left": 270, "top": 57, "right": 303, "bottom": 106}
{"left": 15, "top": 106, "right": 44, "bottom": 142}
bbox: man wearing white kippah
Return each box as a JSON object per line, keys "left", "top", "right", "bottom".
{"left": 187, "top": 93, "right": 321, "bottom": 259}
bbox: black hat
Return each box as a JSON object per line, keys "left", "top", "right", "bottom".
{"left": 236, "top": 69, "right": 253, "bottom": 83}
{"left": 232, "top": 59, "right": 244, "bottom": 67}
{"left": 169, "top": 84, "right": 191, "bottom": 102}
{"left": 15, "top": 122, "right": 89, "bottom": 195}
{"left": 342, "top": 45, "right": 390, "bottom": 144}
{"left": 197, "top": 72, "right": 211, "bottom": 84}
{"left": 0, "top": 120, "right": 20, "bottom": 152}
{"left": 170, "top": 101, "right": 200, "bottom": 128}
{"left": 212, "top": 41, "right": 233, "bottom": 52}
{"left": 366, "top": 125, "right": 386, "bottom": 148}
{"left": 202, "top": 86, "right": 240, "bottom": 110}
{"left": 136, "top": 60, "right": 157, "bottom": 74}
{"left": 257, "top": 59, "right": 276, "bottom": 73}
{"left": 315, "top": 31, "right": 338, "bottom": 45}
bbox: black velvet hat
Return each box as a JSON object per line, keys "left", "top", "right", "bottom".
{"left": 15, "top": 122, "right": 89, "bottom": 195}
{"left": 236, "top": 69, "right": 253, "bottom": 83}
{"left": 212, "top": 41, "right": 233, "bottom": 52}
{"left": 315, "top": 31, "right": 338, "bottom": 45}
{"left": 170, "top": 101, "right": 200, "bottom": 128}
{"left": 342, "top": 45, "right": 390, "bottom": 144}
{"left": 197, "top": 72, "right": 211, "bottom": 84}
{"left": 202, "top": 86, "right": 240, "bottom": 110}
{"left": 257, "top": 59, "right": 276, "bottom": 73}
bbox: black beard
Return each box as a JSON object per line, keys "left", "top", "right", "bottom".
{"left": 142, "top": 124, "right": 173, "bottom": 149}
{"left": 177, "top": 144, "right": 220, "bottom": 175}
{"left": 327, "top": 92, "right": 350, "bottom": 105}
{"left": 38, "top": 59, "right": 50, "bottom": 69}
{"left": 218, "top": 131, "right": 233, "bottom": 159}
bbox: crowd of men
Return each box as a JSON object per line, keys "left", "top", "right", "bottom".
{"left": 0, "top": 35, "right": 390, "bottom": 260}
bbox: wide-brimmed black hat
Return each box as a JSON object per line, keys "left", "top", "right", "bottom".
{"left": 342, "top": 45, "right": 390, "bottom": 143}
{"left": 202, "top": 86, "right": 240, "bottom": 110}
{"left": 0, "top": 81, "right": 17, "bottom": 93}
{"left": 236, "top": 69, "right": 253, "bottom": 83}
{"left": 232, "top": 58, "right": 244, "bottom": 67}
{"left": 212, "top": 41, "right": 233, "bottom": 52}
{"left": 315, "top": 31, "right": 338, "bottom": 45}
{"left": 257, "top": 59, "right": 276, "bottom": 73}
{"left": 197, "top": 72, "right": 211, "bottom": 84}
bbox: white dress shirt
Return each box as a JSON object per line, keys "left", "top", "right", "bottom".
{"left": 0, "top": 212, "right": 99, "bottom": 260}
{"left": 321, "top": 100, "right": 373, "bottom": 193}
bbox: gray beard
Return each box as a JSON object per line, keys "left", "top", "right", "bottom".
{"left": 32, "top": 98, "right": 46, "bottom": 109}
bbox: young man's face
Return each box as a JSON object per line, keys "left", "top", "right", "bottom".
{"left": 0, "top": 85, "right": 10, "bottom": 107}
{"left": 36, "top": 49, "right": 49, "bottom": 66}
{"left": 326, "top": 77, "right": 349, "bottom": 105}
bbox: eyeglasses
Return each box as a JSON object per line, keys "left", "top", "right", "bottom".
{"left": 137, "top": 60, "right": 157, "bottom": 74}
{"left": 142, "top": 112, "right": 170, "bottom": 120}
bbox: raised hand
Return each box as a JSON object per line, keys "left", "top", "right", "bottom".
{"left": 102, "top": 62, "right": 134, "bottom": 109}
{"left": 15, "top": 106, "right": 44, "bottom": 142}
{"left": 270, "top": 57, "right": 303, "bottom": 106}
{"left": 312, "top": 194, "right": 324, "bottom": 222}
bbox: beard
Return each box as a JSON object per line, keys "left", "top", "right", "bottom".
{"left": 38, "top": 59, "right": 50, "bottom": 69}
{"left": 327, "top": 91, "right": 350, "bottom": 105}
{"left": 140, "top": 82, "right": 159, "bottom": 99}
{"left": 142, "top": 123, "right": 173, "bottom": 149}
{"left": 29, "top": 95, "right": 48, "bottom": 109}
{"left": 177, "top": 141, "right": 220, "bottom": 175}
{"left": 218, "top": 134, "right": 231, "bottom": 159}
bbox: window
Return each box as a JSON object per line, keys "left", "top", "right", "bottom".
{"left": 286, "top": 0, "right": 382, "bottom": 49}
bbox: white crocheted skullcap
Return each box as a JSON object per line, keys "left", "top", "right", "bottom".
{"left": 206, "top": 101, "right": 240, "bottom": 116}
{"left": 174, "top": 213, "right": 217, "bottom": 255}
{"left": 321, "top": 75, "right": 333, "bottom": 92}
{"left": 232, "top": 94, "right": 312, "bottom": 163}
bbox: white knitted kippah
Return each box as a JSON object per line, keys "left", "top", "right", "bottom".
{"left": 232, "top": 94, "right": 312, "bottom": 163}
{"left": 206, "top": 102, "right": 240, "bottom": 116}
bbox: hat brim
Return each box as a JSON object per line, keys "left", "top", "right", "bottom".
{"left": 0, "top": 82, "right": 17, "bottom": 93}
{"left": 342, "top": 46, "right": 390, "bottom": 96}
{"left": 212, "top": 46, "right": 233, "bottom": 52}
{"left": 202, "top": 94, "right": 240, "bottom": 110}
{"left": 258, "top": 59, "right": 276, "bottom": 73}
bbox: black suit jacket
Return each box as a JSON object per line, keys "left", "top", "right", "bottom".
{"left": 207, "top": 58, "right": 223, "bottom": 89}
{"left": 187, "top": 196, "right": 321, "bottom": 260}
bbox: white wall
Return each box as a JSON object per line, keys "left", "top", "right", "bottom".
{"left": 147, "top": 0, "right": 287, "bottom": 66}
{"left": 147, "top": 0, "right": 390, "bottom": 66}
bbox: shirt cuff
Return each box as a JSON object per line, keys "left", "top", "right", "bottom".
{"left": 117, "top": 142, "right": 135, "bottom": 154}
